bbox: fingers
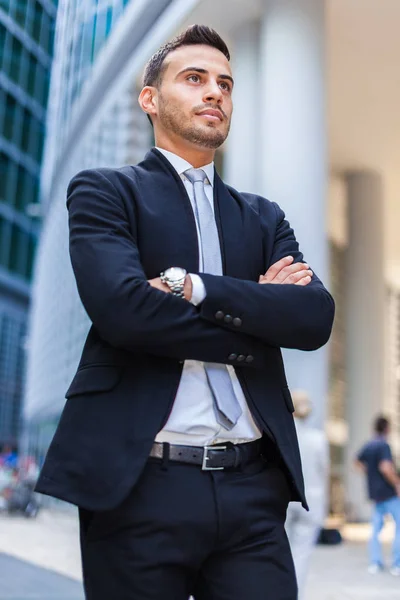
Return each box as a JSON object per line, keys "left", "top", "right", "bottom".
{"left": 276, "top": 263, "right": 310, "bottom": 284}
{"left": 259, "top": 258, "right": 313, "bottom": 286}
{"left": 269, "top": 262, "right": 311, "bottom": 284}
{"left": 281, "top": 268, "right": 313, "bottom": 285}
{"left": 295, "top": 275, "right": 312, "bottom": 286}
{"left": 262, "top": 256, "right": 294, "bottom": 283}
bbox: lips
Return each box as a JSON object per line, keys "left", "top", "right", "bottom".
{"left": 197, "top": 109, "right": 223, "bottom": 121}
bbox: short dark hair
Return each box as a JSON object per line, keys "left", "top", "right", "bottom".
{"left": 142, "top": 24, "right": 230, "bottom": 89}
{"left": 374, "top": 415, "right": 389, "bottom": 435}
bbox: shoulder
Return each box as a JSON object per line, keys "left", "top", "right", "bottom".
{"left": 66, "top": 165, "right": 143, "bottom": 209}
{"left": 68, "top": 165, "right": 139, "bottom": 189}
{"left": 377, "top": 440, "right": 392, "bottom": 457}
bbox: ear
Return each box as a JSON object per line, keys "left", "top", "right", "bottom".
{"left": 138, "top": 86, "right": 158, "bottom": 120}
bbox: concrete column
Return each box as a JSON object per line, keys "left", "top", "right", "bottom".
{"left": 345, "top": 171, "right": 385, "bottom": 521}
{"left": 224, "top": 21, "right": 260, "bottom": 193}
{"left": 259, "top": 0, "right": 329, "bottom": 427}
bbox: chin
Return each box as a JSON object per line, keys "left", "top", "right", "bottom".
{"left": 198, "top": 128, "right": 227, "bottom": 147}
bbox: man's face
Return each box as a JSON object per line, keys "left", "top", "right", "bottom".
{"left": 154, "top": 44, "right": 234, "bottom": 149}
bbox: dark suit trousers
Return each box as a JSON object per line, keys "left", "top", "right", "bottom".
{"left": 79, "top": 456, "right": 297, "bottom": 600}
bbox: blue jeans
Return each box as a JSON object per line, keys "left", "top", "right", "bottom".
{"left": 369, "top": 496, "right": 400, "bottom": 567}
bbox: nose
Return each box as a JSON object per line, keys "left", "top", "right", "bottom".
{"left": 203, "top": 80, "right": 223, "bottom": 105}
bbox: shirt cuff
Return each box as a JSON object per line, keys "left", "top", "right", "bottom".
{"left": 189, "top": 274, "right": 207, "bottom": 306}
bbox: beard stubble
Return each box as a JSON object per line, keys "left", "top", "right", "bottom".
{"left": 158, "top": 94, "right": 229, "bottom": 149}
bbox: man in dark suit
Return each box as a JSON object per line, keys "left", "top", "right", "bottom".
{"left": 36, "top": 25, "right": 334, "bottom": 600}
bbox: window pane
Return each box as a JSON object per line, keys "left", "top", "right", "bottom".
{"left": 18, "top": 47, "right": 29, "bottom": 89}
{"left": 0, "top": 1, "right": 12, "bottom": 15}
{"left": 34, "top": 62, "right": 49, "bottom": 107}
{"left": 15, "top": 165, "right": 24, "bottom": 210}
{"left": 26, "top": 55, "right": 36, "bottom": 97}
{"left": 24, "top": 170, "right": 37, "bottom": 206}
{"left": 9, "top": 225, "right": 19, "bottom": 273}
{"left": 0, "top": 24, "right": 6, "bottom": 68}
{"left": 29, "top": 117, "right": 44, "bottom": 163}
{"left": 105, "top": 6, "right": 113, "bottom": 38}
{"left": 14, "top": 166, "right": 37, "bottom": 212}
{"left": 26, "top": 233, "right": 37, "bottom": 280}
{"left": 40, "top": 10, "right": 51, "bottom": 54}
{"left": 0, "top": 152, "right": 10, "bottom": 203}
{"left": 21, "top": 109, "right": 31, "bottom": 153}
{"left": 3, "top": 94, "right": 16, "bottom": 142}
{"left": 0, "top": 89, "right": 4, "bottom": 128}
{"left": 0, "top": 155, "right": 17, "bottom": 206}
{"left": 12, "top": 103, "right": 24, "bottom": 147}
{"left": 0, "top": 216, "right": 4, "bottom": 267}
{"left": 48, "top": 17, "right": 55, "bottom": 55}
{"left": 8, "top": 36, "right": 23, "bottom": 85}
{"left": 32, "top": 2, "right": 43, "bottom": 44}
{"left": 0, "top": 218, "right": 11, "bottom": 268}
{"left": 13, "top": 0, "right": 27, "bottom": 28}
{"left": 9, "top": 225, "right": 28, "bottom": 277}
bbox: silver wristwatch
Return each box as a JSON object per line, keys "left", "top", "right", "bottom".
{"left": 160, "top": 267, "right": 187, "bottom": 298}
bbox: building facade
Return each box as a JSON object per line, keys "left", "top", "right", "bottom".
{"left": 23, "top": 0, "right": 400, "bottom": 520}
{"left": 0, "top": 0, "right": 57, "bottom": 445}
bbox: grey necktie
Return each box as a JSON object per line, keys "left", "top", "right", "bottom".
{"left": 184, "top": 168, "right": 242, "bottom": 430}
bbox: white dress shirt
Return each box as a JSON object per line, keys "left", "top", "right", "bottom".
{"left": 154, "top": 148, "right": 261, "bottom": 446}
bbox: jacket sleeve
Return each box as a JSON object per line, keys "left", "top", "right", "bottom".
{"left": 197, "top": 201, "right": 335, "bottom": 351}
{"left": 67, "top": 168, "right": 268, "bottom": 368}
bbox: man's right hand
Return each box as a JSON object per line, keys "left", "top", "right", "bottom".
{"left": 259, "top": 256, "right": 313, "bottom": 286}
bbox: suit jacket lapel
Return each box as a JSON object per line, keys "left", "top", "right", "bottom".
{"left": 213, "top": 171, "right": 262, "bottom": 282}
{"left": 140, "top": 149, "right": 263, "bottom": 282}
{"left": 142, "top": 149, "right": 199, "bottom": 274}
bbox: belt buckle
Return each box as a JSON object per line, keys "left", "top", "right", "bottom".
{"left": 202, "top": 445, "right": 227, "bottom": 470}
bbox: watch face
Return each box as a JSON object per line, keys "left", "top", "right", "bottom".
{"left": 165, "top": 267, "right": 187, "bottom": 282}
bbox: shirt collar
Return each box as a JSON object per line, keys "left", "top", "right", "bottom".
{"left": 156, "top": 147, "right": 214, "bottom": 188}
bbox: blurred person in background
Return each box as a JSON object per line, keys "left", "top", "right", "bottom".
{"left": 285, "top": 390, "right": 329, "bottom": 598}
{"left": 0, "top": 444, "right": 18, "bottom": 470}
{"left": 355, "top": 416, "right": 400, "bottom": 576}
{"left": 35, "top": 25, "right": 334, "bottom": 600}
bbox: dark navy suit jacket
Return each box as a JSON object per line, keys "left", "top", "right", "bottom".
{"left": 36, "top": 148, "right": 335, "bottom": 511}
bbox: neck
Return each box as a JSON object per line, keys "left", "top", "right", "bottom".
{"left": 155, "top": 132, "right": 215, "bottom": 168}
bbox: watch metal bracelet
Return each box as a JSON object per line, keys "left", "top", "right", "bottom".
{"left": 170, "top": 281, "right": 185, "bottom": 297}
{"left": 160, "top": 273, "right": 186, "bottom": 297}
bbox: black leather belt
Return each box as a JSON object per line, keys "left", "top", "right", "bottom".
{"left": 149, "top": 439, "right": 263, "bottom": 470}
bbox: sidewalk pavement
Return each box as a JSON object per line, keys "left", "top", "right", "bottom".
{"left": 0, "top": 509, "right": 399, "bottom": 599}
{"left": 0, "top": 552, "right": 84, "bottom": 599}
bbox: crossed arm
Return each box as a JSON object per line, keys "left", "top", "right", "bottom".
{"left": 67, "top": 169, "right": 334, "bottom": 366}
{"left": 150, "top": 209, "right": 334, "bottom": 351}
{"left": 149, "top": 255, "right": 314, "bottom": 297}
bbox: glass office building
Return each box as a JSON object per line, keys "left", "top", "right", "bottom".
{"left": 0, "top": 0, "right": 57, "bottom": 445}
{"left": 24, "top": 0, "right": 400, "bottom": 520}
{"left": 23, "top": 0, "right": 178, "bottom": 463}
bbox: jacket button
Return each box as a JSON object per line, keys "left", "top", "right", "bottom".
{"left": 237, "top": 354, "right": 245, "bottom": 362}
{"left": 233, "top": 317, "right": 242, "bottom": 327}
{"left": 224, "top": 314, "right": 233, "bottom": 324}
{"left": 245, "top": 355, "right": 254, "bottom": 363}
{"left": 215, "top": 311, "right": 224, "bottom": 320}
{"left": 228, "top": 353, "right": 237, "bottom": 361}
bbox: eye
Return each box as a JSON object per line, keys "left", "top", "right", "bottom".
{"left": 219, "top": 81, "right": 232, "bottom": 92}
{"left": 187, "top": 74, "right": 201, "bottom": 83}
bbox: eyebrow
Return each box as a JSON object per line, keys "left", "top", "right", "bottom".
{"left": 176, "top": 67, "right": 234, "bottom": 87}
